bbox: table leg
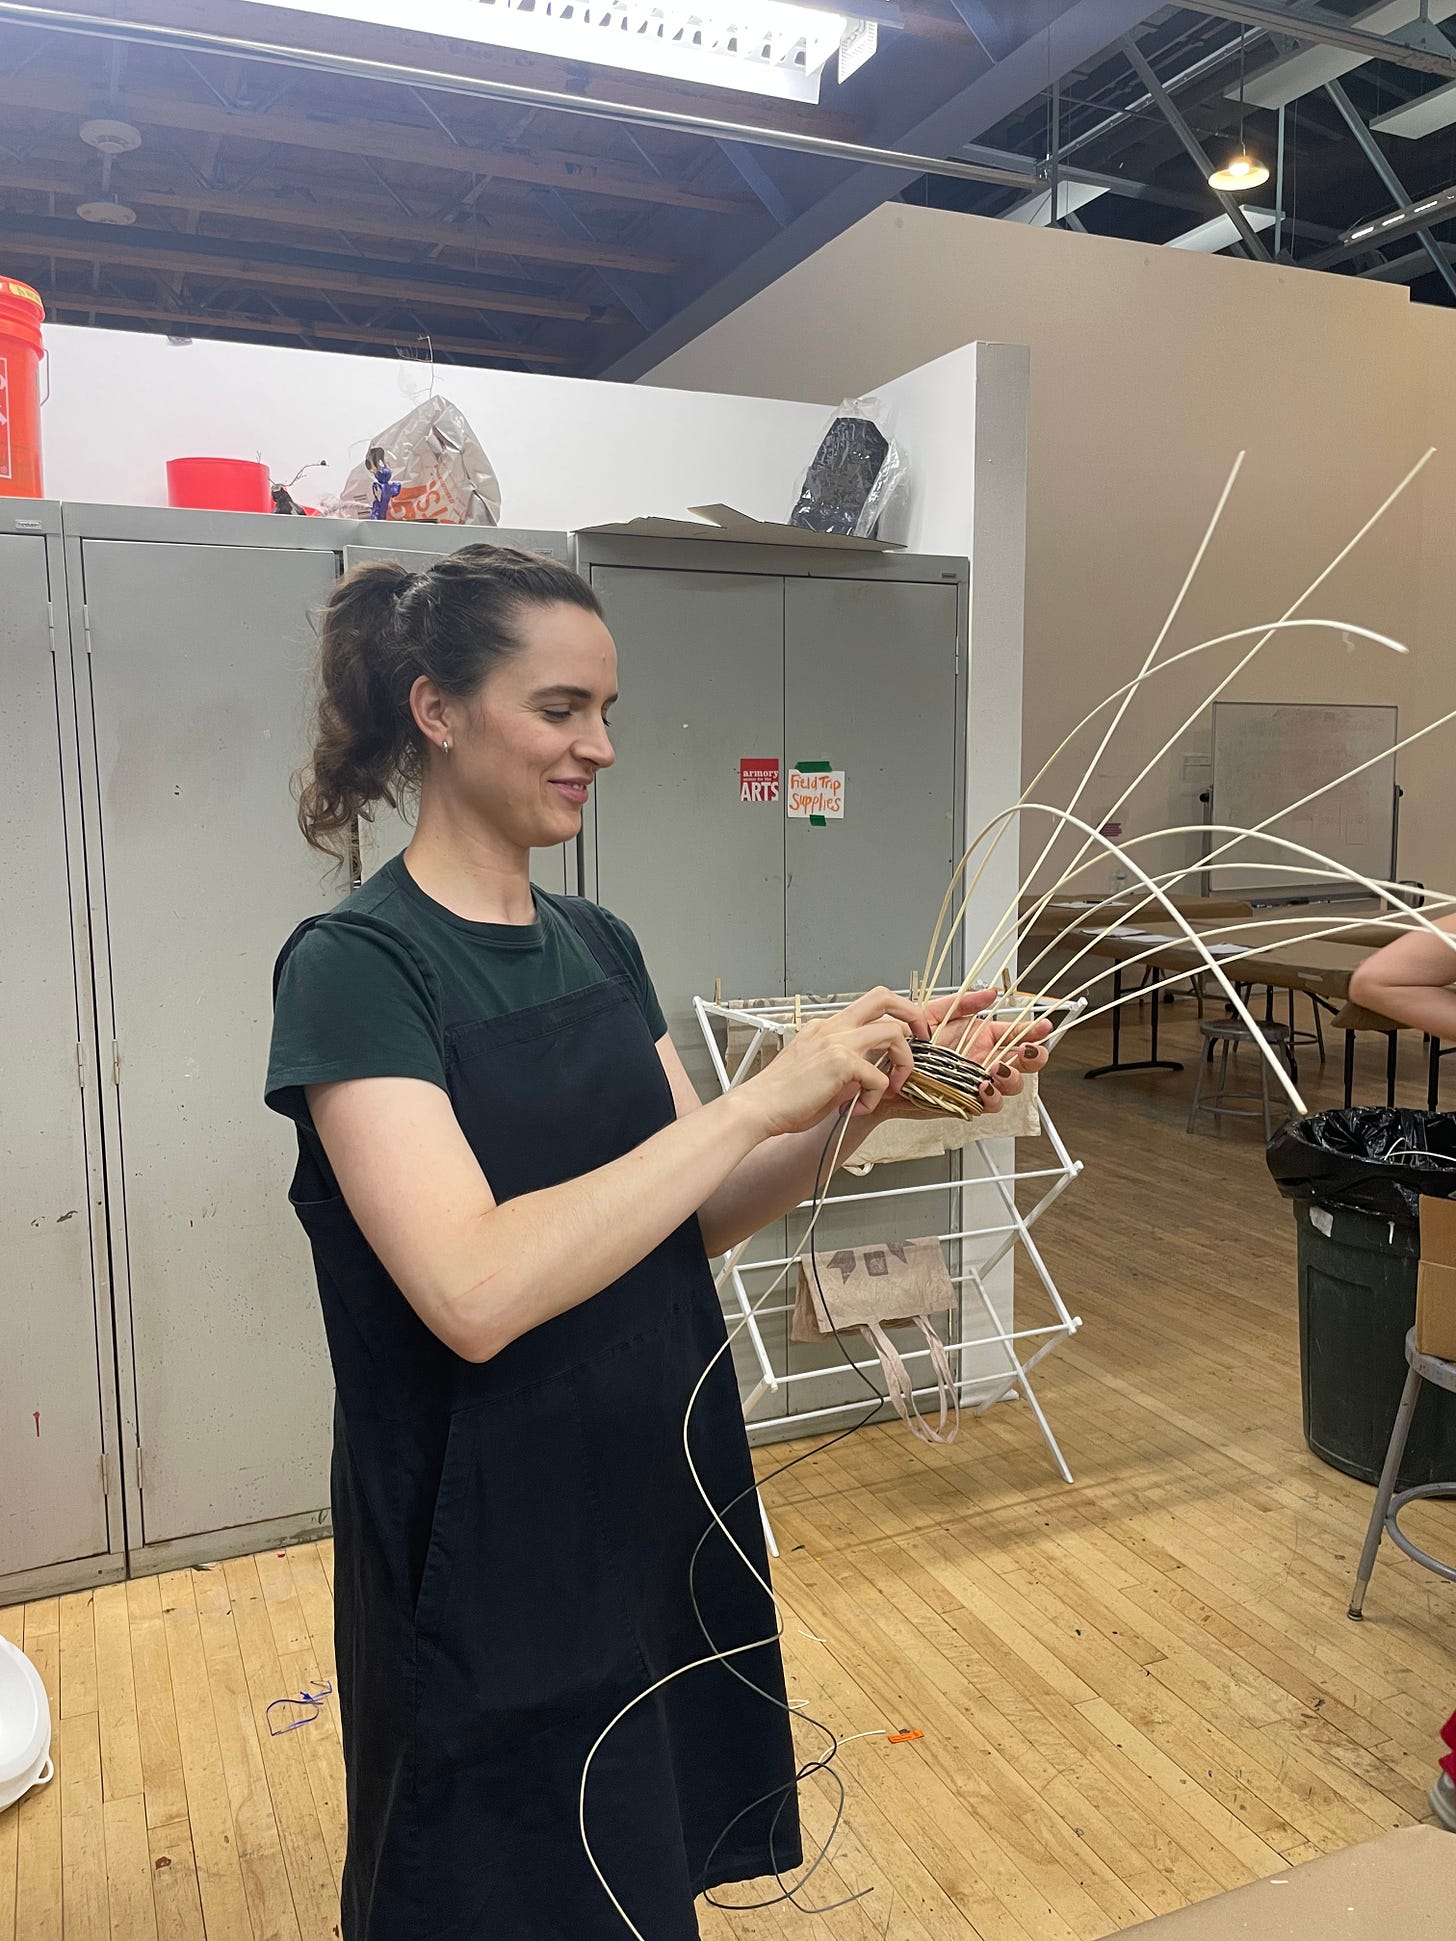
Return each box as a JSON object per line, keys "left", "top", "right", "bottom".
{"left": 1386, "top": 1033, "right": 1399, "bottom": 1108}
{"left": 1431, "top": 1040, "right": 1441, "bottom": 1114}
{"left": 1085, "top": 962, "right": 1185, "bottom": 1080}
{"left": 1344, "top": 1032, "right": 1356, "bottom": 1108}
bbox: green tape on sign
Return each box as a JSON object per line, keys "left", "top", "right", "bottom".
{"left": 795, "top": 760, "right": 830, "bottom": 826}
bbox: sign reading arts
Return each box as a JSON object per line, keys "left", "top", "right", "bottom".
{"left": 787, "top": 768, "right": 845, "bottom": 823}
{"left": 739, "top": 758, "right": 780, "bottom": 804}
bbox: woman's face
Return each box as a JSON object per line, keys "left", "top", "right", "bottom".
{"left": 446, "top": 600, "right": 619, "bottom": 853}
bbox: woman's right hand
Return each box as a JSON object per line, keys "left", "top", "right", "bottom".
{"left": 736, "top": 988, "right": 922, "bottom": 1139}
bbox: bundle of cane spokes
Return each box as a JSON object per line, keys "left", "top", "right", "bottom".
{"left": 900, "top": 1040, "right": 992, "bottom": 1120}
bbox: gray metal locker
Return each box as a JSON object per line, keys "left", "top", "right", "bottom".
{"left": 783, "top": 575, "right": 965, "bottom": 1418}
{"left": 585, "top": 562, "right": 790, "bottom": 1395}
{"left": 70, "top": 510, "right": 343, "bottom": 1561}
{"left": 0, "top": 508, "right": 120, "bottom": 1596}
{"left": 784, "top": 577, "right": 962, "bottom": 993}
{"left": 343, "top": 531, "right": 573, "bottom": 896}
{"left": 586, "top": 565, "right": 788, "bottom": 1074}
{"left": 574, "top": 537, "right": 968, "bottom": 1437}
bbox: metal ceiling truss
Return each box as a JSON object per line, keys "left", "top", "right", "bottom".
{"left": 5, "top": 0, "right": 1456, "bottom": 376}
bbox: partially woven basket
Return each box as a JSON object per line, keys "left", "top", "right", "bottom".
{"left": 898, "top": 1040, "right": 992, "bottom": 1120}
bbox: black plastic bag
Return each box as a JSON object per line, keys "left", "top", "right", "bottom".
{"left": 1266, "top": 1108, "right": 1456, "bottom": 1224}
{"left": 788, "top": 400, "right": 904, "bottom": 537}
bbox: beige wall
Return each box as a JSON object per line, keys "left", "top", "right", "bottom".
{"left": 649, "top": 207, "right": 1455, "bottom": 898}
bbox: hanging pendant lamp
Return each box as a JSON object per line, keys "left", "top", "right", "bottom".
{"left": 1209, "top": 28, "right": 1269, "bottom": 193}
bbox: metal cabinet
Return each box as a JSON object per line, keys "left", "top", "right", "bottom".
{"left": 0, "top": 509, "right": 121, "bottom": 1598}
{"left": 72, "top": 515, "right": 345, "bottom": 1564}
{"left": 2, "top": 506, "right": 573, "bottom": 1595}
{"left": 2, "top": 508, "right": 968, "bottom": 1591}
{"left": 578, "top": 536, "right": 968, "bottom": 1432}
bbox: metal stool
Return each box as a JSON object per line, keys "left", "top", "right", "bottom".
{"left": 1185, "top": 1018, "right": 1295, "bottom": 1141}
{"left": 1348, "top": 1329, "right": 1456, "bottom": 1619}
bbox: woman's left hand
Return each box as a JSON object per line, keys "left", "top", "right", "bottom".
{"left": 872, "top": 989, "right": 1052, "bottom": 1120}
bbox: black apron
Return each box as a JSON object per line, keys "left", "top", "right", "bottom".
{"left": 278, "top": 895, "right": 801, "bottom": 1940}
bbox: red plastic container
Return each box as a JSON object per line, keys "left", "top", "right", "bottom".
{"left": 0, "top": 277, "right": 46, "bottom": 500}
{"left": 166, "top": 456, "right": 272, "bottom": 513}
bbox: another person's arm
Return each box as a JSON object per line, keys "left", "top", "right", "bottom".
{"left": 1348, "top": 915, "right": 1456, "bottom": 1038}
{"left": 309, "top": 988, "right": 921, "bottom": 1364}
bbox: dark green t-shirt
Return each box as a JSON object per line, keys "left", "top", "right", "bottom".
{"left": 265, "top": 855, "right": 666, "bottom": 1142}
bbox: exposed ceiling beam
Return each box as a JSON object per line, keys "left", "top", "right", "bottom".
{"left": 0, "top": 214, "right": 620, "bottom": 321}
{"left": 0, "top": 69, "right": 750, "bottom": 216}
{"left": 1120, "top": 34, "right": 1273, "bottom": 260}
{"left": 600, "top": 0, "right": 1168, "bottom": 378}
{"left": 30, "top": 285, "right": 574, "bottom": 362}
{"left": 1360, "top": 239, "right": 1456, "bottom": 278}
{"left": 0, "top": 4, "right": 1046, "bottom": 197}
{"left": 0, "top": 170, "right": 682, "bottom": 275}
{"left": 1192, "top": 0, "right": 1456, "bottom": 84}
{"left": 1323, "top": 76, "right": 1456, "bottom": 298}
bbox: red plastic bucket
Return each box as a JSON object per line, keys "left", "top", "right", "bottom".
{"left": 166, "top": 456, "right": 272, "bottom": 513}
{"left": 0, "top": 278, "right": 46, "bottom": 500}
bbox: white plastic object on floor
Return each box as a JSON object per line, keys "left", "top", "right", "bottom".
{"left": 0, "top": 1634, "right": 53, "bottom": 1814}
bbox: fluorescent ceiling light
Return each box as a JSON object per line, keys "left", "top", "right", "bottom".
{"left": 1234, "top": 0, "right": 1456, "bottom": 112}
{"left": 235, "top": 0, "right": 865, "bottom": 101}
{"left": 1002, "top": 179, "right": 1106, "bottom": 224}
{"left": 1371, "top": 77, "right": 1456, "bottom": 137}
{"left": 1165, "top": 205, "right": 1277, "bottom": 250}
{"left": 1341, "top": 177, "right": 1456, "bottom": 247}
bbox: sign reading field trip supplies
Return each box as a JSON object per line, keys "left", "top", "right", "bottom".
{"left": 787, "top": 763, "right": 845, "bottom": 827}
{"left": 739, "top": 758, "right": 780, "bottom": 804}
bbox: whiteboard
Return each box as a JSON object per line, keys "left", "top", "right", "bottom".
{"left": 1208, "top": 702, "right": 1398, "bottom": 896}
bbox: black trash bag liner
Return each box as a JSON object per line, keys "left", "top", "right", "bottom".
{"left": 1266, "top": 1107, "right": 1456, "bottom": 1224}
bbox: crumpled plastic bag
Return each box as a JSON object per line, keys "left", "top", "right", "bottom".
{"left": 1266, "top": 1107, "right": 1456, "bottom": 1224}
{"left": 788, "top": 396, "right": 906, "bottom": 538}
{"left": 338, "top": 396, "right": 501, "bottom": 525}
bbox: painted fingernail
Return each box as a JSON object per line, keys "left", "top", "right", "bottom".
{"left": 995, "top": 1063, "right": 1012, "bottom": 1079}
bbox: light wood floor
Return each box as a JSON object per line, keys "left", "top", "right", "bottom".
{"left": 5, "top": 1005, "right": 1455, "bottom": 1940}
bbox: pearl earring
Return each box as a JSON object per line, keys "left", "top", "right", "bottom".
{"left": 441, "top": 738, "right": 451, "bottom": 755}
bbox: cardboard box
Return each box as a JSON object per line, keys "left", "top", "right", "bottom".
{"left": 578, "top": 503, "right": 903, "bottom": 553}
{"left": 1105, "top": 1825, "right": 1456, "bottom": 1937}
{"left": 1418, "top": 1195, "right": 1456, "bottom": 1362}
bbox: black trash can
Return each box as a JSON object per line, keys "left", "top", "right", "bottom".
{"left": 1268, "top": 1109, "right": 1456, "bottom": 1487}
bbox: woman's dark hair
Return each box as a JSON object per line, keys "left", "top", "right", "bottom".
{"left": 297, "top": 543, "right": 603, "bottom": 859}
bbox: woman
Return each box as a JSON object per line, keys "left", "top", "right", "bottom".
{"left": 1347, "top": 913, "right": 1456, "bottom": 1836}
{"left": 266, "top": 544, "right": 1050, "bottom": 1939}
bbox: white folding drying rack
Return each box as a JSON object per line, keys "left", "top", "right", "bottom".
{"left": 695, "top": 989, "right": 1088, "bottom": 1496}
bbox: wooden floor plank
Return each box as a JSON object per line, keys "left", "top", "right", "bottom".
{"left": 218, "top": 1555, "right": 339, "bottom": 1940}
{"left": 13, "top": 1628, "right": 61, "bottom": 1941}
{"left": 190, "top": 1564, "right": 303, "bottom": 1941}
{"left": 58, "top": 1589, "right": 98, "bottom": 1720}
{"left": 124, "top": 1576, "right": 188, "bottom": 1831}
{"left": 157, "top": 1568, "right": 255, "bottom": 1941}
{"left": 103, "top": 1795, "right": 158, "bottom": 1941}
{"left": 146, "top": 1818, "right": 207, "bottom": 1941}
{"left": 92, "top": 1582, "right": 143, "bottom": 1805}
{"left": 58, "top": 1710, "right": 109, "bottom": 1941}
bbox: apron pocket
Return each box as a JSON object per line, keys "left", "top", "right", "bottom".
{"left": 415, "top": 1373, "right": 645, "bottom": 1774}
